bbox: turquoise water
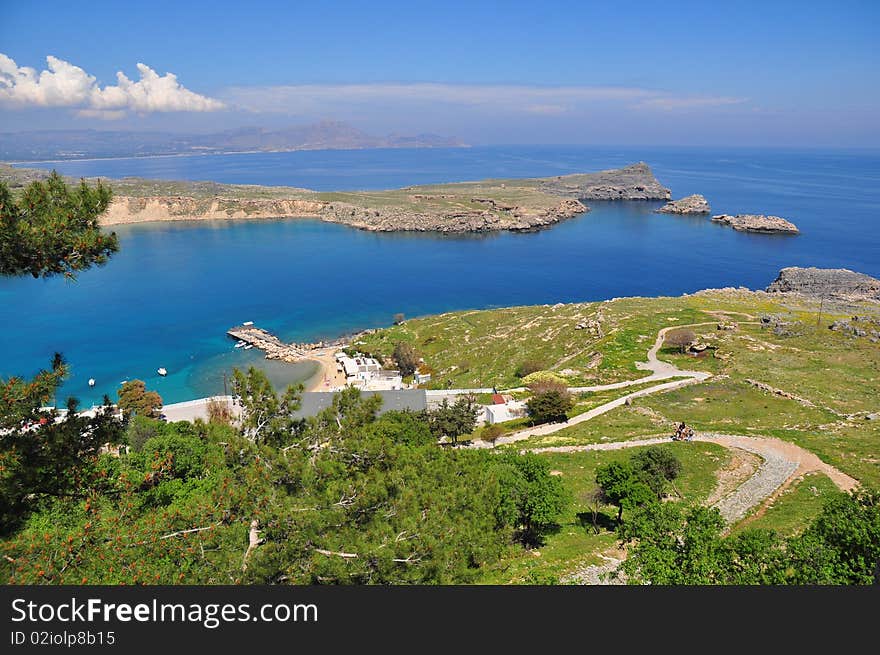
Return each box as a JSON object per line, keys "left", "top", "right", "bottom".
{"left": 3, "top": 146, "right": 879, "bottom": 405}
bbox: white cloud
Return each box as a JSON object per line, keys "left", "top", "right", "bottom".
{"left": 0, "top": 54, "right": 224, "bottom": 116}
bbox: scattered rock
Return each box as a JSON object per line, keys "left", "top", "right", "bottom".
{"left": 745, "top": 379, "right": 817, "bottom": 408}
{"left": 717, "top": 321, "right": 739, "bottom": 331}
{"left": 655, "top": 194, "right": 711, "bottom": 214}
{"left": 712, "top": 213, "right": 799, "bottom": 234}
{"left": 829, "top": 316, "right": 880, "bottom": 339}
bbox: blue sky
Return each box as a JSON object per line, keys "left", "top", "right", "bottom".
{"left": 1, "top": 0, "right": 878, "bottom": 146}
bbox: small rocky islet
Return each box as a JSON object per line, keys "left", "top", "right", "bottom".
{"left": 711, "top": 213, "right": 799, "bottom": 234}
{"left": 655, "top": 193, "right": 800, "bottom": 234}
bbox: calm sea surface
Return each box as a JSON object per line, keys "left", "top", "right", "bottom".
{"left": 3, "top": 146, "right": 879, "bottom": 405}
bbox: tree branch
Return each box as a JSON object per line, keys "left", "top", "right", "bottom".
{"left": 315, "top": 548, "right": 359, "bottom": 559}
{"left": 242, "top": 520, "right": 263, "bottom": 571}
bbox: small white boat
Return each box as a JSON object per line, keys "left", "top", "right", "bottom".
{"left": 234, "top": 341, "right": 245, "bottom": 348}
{"left": 242, "top": 321, "right": 254, "bottom": 326}
{"left": 88, "top": 378, "right": 95, "bottom": 387}
{"left": 243, "top": 344, "right": 253, "bottom": 350}
{"left": 157, "top": 367, "right": 168, "bottom": 376}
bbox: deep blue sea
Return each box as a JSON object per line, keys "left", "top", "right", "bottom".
{"left": 3, "top": 146, "right": 878, "bottom": 405}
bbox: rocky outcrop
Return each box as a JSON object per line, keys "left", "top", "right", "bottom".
{"left": 766, "top": 267, "right": 880, "bottom": 302}
{"left": 656, "top": 194, "right": 711, "bottom": 214}
{"left": 711, "top": 214, "right": 799, "bottom": 234}
{"left": 102, "top": 196, "right": 325, "bottom": 225}
{"left": 537, "top": 162, "right": 671, "bottom": 201}
{"left": 318, "top": 197, "right": 587, "bottom": 233}
{"left": 101, "top": 194, "right": 587, "bottom": 233}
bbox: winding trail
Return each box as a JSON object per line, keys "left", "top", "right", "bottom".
{"left": 469, "top": 314, "right": 858, "bottom": 525}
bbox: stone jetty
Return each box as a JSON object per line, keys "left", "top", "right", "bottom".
{"left": 227, "top": 325, "right": 343, "bottom": 362}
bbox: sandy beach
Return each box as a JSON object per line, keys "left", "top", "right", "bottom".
{"left": 304, "top": 347, "right": 348, "bottom": 392}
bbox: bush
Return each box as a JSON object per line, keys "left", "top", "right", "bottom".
{"left": 521, "top": 370, "right": 567, "bottom": 388}
{"left": 515, "top": 359, "right": 545, "bottom": 378}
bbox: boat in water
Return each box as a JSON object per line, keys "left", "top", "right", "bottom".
{"left": 157, "top": 367, "right": 168, "bottom": 376}
{"left": 243, "top": 321, "right": 254, "bottom": 326}
{"left": 243, "top": 344, "right": 254, "bottom": 350}
{"left": 235, "top": 341, "right": 246, "bottom": 348}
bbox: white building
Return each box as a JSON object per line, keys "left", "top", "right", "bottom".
{"left": 337, "top": 353, "right": 403, "bottom": 391}
{"left": 483, "top": 398, "right": 528, "bottom": 425}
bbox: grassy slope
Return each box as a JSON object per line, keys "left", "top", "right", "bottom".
{"left": 360, "top": 289, "right": 880, "bottom": 492}
{"left": 730, "top": 472, "right": 841, "bottom": 538}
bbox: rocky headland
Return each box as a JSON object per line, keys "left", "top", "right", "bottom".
{"left": 766, "top": 267, "right": 880, "bottom": 302}
{"left": 655, "top": 194, "right": 711, "bottom": 214}
{"left": 711, "top": 213, "right": 799, "bottom": 234}
{"left": 537, "top": 162, "right": 671, "bottom": 200}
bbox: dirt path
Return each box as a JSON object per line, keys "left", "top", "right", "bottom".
{"left": 472, "top": 314, "right": 858, "bottom": 525}
{"left": 528, "top": 432, "right": 857, "bottom": 524}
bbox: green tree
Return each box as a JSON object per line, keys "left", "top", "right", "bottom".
{"left": 230, "top": 367, "right": 305, "bottom": 447}
{"left": 785, "top": 488, "right": 880, "bottom": 584}
{"left": 631, "top": 447, "right": 682, "bottom": 499}
{"left": 526, "top": 388, "right": 573, "bottom": 425}
{"left": 0, "top": 174, "right": 122, "bottom": 535}
{"left": 0, "top": 357, "right": 122, "bottom": 533}
{"left": 617, "top": 502, "right": 728, "bottom": 584}
{"left": 481, "top": 424, "right": 504, "bottom": 448}
{"left": 392, "top": 341, "right": 419, "bottom": 377}
{"left": 117, "top": 380, "right": 163, "bottom": 419}
{"left": 494, "top": 452, "right": 568, "bottom": 544}
{"left": 595, "top": 460, "right": 655, "bottom": 523}
{"left": 423, "top": 396, "right": 478, "bottom": 444}
{"left": 0, "top": 172, "right": 118, "bottom": 279}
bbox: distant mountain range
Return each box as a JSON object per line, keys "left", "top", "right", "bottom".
{"left": 0, "top": 121, "right": 468, "bottom": 161}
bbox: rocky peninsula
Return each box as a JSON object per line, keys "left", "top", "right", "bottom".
{"left": 711, "top": 213, "right": 799, "bottom": 234}
{"left": 656, "top": 194, "right": 711, "bottom": 214}
{"left": 2, "top": 161, "right": 669, "bottom": 234}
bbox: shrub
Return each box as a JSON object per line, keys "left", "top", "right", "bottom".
{"left": 515, "top": 359, "right": 545, "bottom": 378}
{"left": 521, "top": 370, "right": 567, "bottom": 387}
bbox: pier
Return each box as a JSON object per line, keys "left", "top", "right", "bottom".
{"left": 227, "top": 324, "right": 346, "bottom": 362}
